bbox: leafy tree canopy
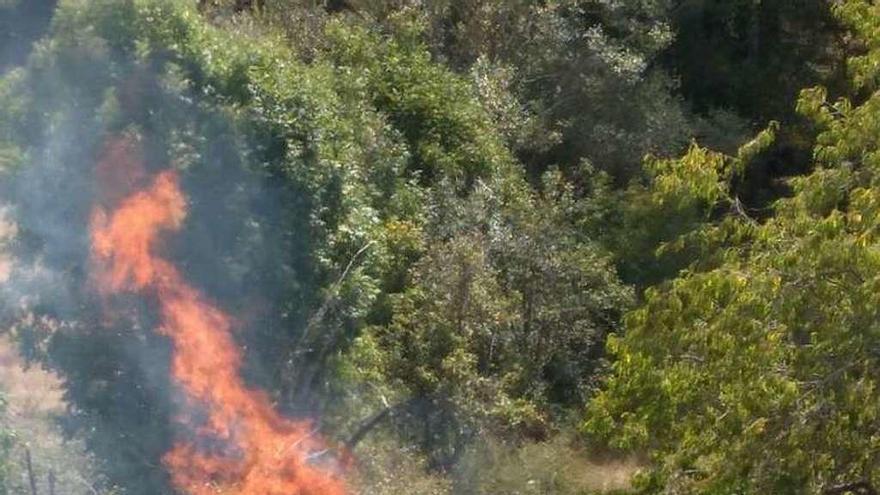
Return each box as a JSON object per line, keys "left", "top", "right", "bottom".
{"left": 586, "top": 2, "right": 880, "bottom": 493}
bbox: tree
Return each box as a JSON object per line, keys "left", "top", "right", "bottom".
{"left": 0, "top": 0, "right": 57, "bottom": 72}
{"left": 253, "top": 0, "right": 693, "bottom": 182}
{"left": 666, "top": 0, "right": 846, "bottom": 126}
{"left": 0, "top": 0, "right": 529, "bottom": 491}
{"left": 344, "top": 170, "right": 631, "bottom": 469}
{"left": 665, "top": 0, "right": 850, "bottom": 216}
{"left": 586, "top": 2, "right": 880, "bottom": 493}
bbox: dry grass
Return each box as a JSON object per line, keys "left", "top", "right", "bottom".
{"left": 0, "top": 211, "right": 63, "bottom": 417}
{"left": 0, "top": 336, "right": 65, "bottom": 418}
{"left": 351, "top": 433, "right": 454, "bottom": 495}
{"left": 0, "top": 334, "right": 112, "bottom": 494}
{"left": 352, "top": 429, "right": 640, "bottom": 495}
{"left": 457, "top": 433, "right": 641, "bottom": 494}
{"left": 0, "top": 205, "right": 109, "bottom": 494}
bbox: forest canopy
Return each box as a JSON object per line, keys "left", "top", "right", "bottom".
{"left": 0, "top": 0, "right": 876, "bottom": 494}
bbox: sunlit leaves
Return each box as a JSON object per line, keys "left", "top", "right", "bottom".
{"left": 586, "top": 2, "right": 880, "bottom": 492}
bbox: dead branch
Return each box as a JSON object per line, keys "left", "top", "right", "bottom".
{"left": 344, "top": 397, "right": 420, "bottom": 451}
{"left": 824, "top": 480, "right": 877, "bottom": 495}
{"left": 298, "top": 241, "right": 375, "bottom": 346}
{"left": 25, "top": 448, "right": 37, "bottom": 495}
{"left": 71, "top": 474, "right": 100, "bottom": 495}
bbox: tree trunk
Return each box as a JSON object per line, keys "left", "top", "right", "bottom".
{"left": 25, "top": 448, "right": 38, "bottom": 495}
{"left": 824, "top": 480, "right": 877, "bottom": 495}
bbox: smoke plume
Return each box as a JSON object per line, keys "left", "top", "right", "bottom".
{"left": 88, "top": 134, "right": 347, "bottom": 494}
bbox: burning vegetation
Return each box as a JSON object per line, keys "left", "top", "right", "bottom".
{"left": 2, "top": 0, "right": 876, "bottom": 494}
{"left": 90, "top": 135, "right": 346, "bottom": 494}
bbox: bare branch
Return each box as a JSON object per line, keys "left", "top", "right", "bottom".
{"left": 25, "top": 448, "right": 38, "bottom": 495}
{"left": 298, "top": 241, "right": 375, "bottom": 345}
{"left": 824, "top": 480, "right": 877, "bottom": 495}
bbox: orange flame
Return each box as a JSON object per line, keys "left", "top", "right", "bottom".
{"left": 89, "top": 135, "right": 347, "bottom": 495}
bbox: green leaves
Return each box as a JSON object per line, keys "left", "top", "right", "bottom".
{"left": 325, "top": 19, "right": 513, "bottom": 188}
{"left": 585, "top": 2, "right": 880, "bottom": 492}
{"left": 1, "top": 1, "right": 534, "bottom": 491}
{"left": 348, "top": 168, "right": 632, "bottom": 468}
{"left": 834, "top": 0, "right": 880, "bottom": 91}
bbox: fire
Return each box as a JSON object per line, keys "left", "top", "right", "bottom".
{"left": 89, "top": 135, "right": 347, "bottom": 495}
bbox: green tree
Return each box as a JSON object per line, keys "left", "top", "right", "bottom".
{"left": 251, "top": 0, "right": 693, "bottom": 182}
{"left": 586, "top": 1, "right": 880, "bottom": 493}
{"left": 0, "top": 0, "right": 531, "bottom": 492}
{"left": 665, "top": 0, "right": 849, "bottom": 216}
{"left": 607, "top": 122, "right": 777, "bottom": 287}
{"left": 0, "top": 0, "right": 57, "bottom": 72}
{"left": 667, "top": 0, "right": 846, "bottom": 126}
{"left": 344, "top": 170, "right": 631, "bottom": 470}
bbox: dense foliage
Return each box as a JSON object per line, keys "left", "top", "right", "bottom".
{"left": 1, "top": 0, "right": 877, "bottom": 494}
{"left": 588, "top": 2, "right": 880, "bottom": 493}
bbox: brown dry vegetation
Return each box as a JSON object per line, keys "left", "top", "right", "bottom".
{"left": 0, "top": 335, "right": 65, "bottom": 418}
{"left": 457, "top": 435, "right": 639, "bottom": 494}
{"left": 0, "top": 334, "right": 109, "bottom": 494}
{"left": 352, "top": 431, "right": 638, "bottom": 494}
{"left": 0, "top": 210, "right": 108, "bottom": 494}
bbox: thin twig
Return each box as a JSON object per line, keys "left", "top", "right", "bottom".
{"left": 25, "top": 448, "right": 38, "bottom": 495}
{"left": 71, "top": 474, "right": 100, "bottom": 495}
{"left": 298, "top": 241, "right": 375, "bottom": 345}
{"left": 824, "top": 480, "right": 877, "bottom": 495}
{"left": 277, "top": 426, "right": 320, "bottom": 458}
{"left": 344, "top": 397, "right": 421, "bottom": 451}
{"left": 731, "top": 196, "right": 758, "bottom": 226}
